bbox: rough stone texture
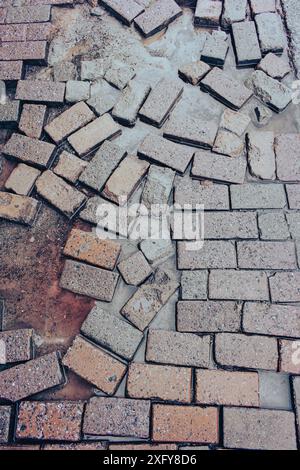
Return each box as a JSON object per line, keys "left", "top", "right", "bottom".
{"left": 255, "top": 12, "right": 286, "bottom": 55}
{"left": 258, "top": 53, "right": 291, "bottom": 79}
{"left": 5, "top": 163, "right": 41, "bottom": 196}
{"left": 174, "top": 176, "right": 230, "bottom": 209}
{"left": 112, "top": 79, "right": 151, "bottom": 126}
{"left": 118, "top": 251, "right": 152, "bottom": 286}
{"left": 192, "top": 150, "right": 247, "bottom": 184}
{"left": 109, "top": 443, "right": 177, "bottom": 450}
{"left": 180, "top": 271, "right": 208, "bottom": 300}
{"left": 15, "top": 80, "right": 65, "bottom": 104}
{"left": 275, "top": 134, "right": 300, "bottom": 182}
{"left": 178, "top": 61, "right": 211, "bottom": 85}
{"left": 0, "top": 60, "right": 23, "bottom": 81}
{"left": 292, "top": 377, "right": 300, "bottom": 439}
{"left": 152, "top": 404, "right": 218, "bottom": 444}
{"left": 163, "top": 113, "right": 218, "bottom": 149}
{"left": 286, "top": 213, "right": 300, "bottom": 239}
{"left": 196, "top": 370, "right": 259, "bottom": 406}
{"left": 146, "top": 329, "right": 211, "bottom": 368}
{"left": 232, "top": 21, "right": 261, "bottom": 68}
{"left": 141, "top": 165, "right": 175, "bottom": 210}
{"left": 223, "top": 408, "right": 297, "bottom": 450}
{"left": 88, "top": 79, "right": 121, "bottom": 117}
{"left": 83, "top": 397, "right": 150, "bottom": 438}
{"left": 53, "top": 62, "right": 77, "bottom": 82}
{"left": 65, "top": 80, "right": 90, "bottom": 103}
{"left": 237, "top": 241, "right": 297, "bottom": 270}
{"left": 0, "top": 23, "right": 51, "bottom": 42}
{"left": 270, "top": 272, "right": 300, "bottom": 302}
{"left": 221, "top": 0, "right": 247, "bottom": 29}
{"left": 81, "top": 304, "right": 143, "bottom": 361}
{"left": 246, "top": 70, "right": 292, "bottom": 113}
{"left": 3, "top": 133, "right": 55, "bottom": 169}
{"left": 0, "top": 328, "right": 33, "bottom": 364}
{"left": 0, "top": 100, "right": 20, "bottom": 125}
{"left": 209, "top": 270, "right": 269, "bottom": 301}
{"left": 0, "top": 40, "right": 47, "bottom": 62}
{"left": 215, "top": 333, "right": 278, "bottom": 370}
{"left": 258, "top": 212, "right": 290, "bottom": 240}
{"left": 201, "top": 31, "right": 229, "bottom": 67}
{"left": 286, "top": 185, "right": 300, "bottom": 209}
{"left": 53, "top": 151, "right": 87, "bottom": 184}
{"left": 213, "top": 130, "right": 245, "bottom": 158}
{"left": 104, "top": 61, "right": 135, "bottom": 90}
{"left": 253, "top": 104, "right": 273, "bottom": 127}
{"left": 247, "top": 131, "right": 276, "bottom": 180}
{"left": 204, "top": 211, "right": 258, "bottom": 239}
{"left": 44, "top": 442, "right": 107, "bottom": 450}
{"left": 101, "top": 0, "right": 144, "bottom": 26}
{"left": 63, "top": 335, "right": 126, "bottom": 395}
{"left": 79, "top": 195, "right": 128, "bottom": 236}
{"left": 0, "top": 191, "right": 39, "bottom": 226}
{"left": 230, "top": 183, "right": 287, "bottom": 209}
{"left": 134, "top": 0, "right": 182, "bottom": 37}
{"left": 282, "top": 0, "right": 300, "bottom": 79}
{"left": 140, "top": 239, "right": 174, "bottom": 265}
{"left": 177, "top": 240, "right": 236, "bottom": 269}
{"left": 127, "top": 363, "right": 192, "bottom": 403}
{"left": 177, "top": 301, "right": 241, "bottom": 333}
{"left": 19, "top": 104, "right": 46, "bottom": 139}
{"left": 219, "top": 109, "right": 250, "bottom": 137}
{"left": 0, "top": 352, "right": 65, "bottom": 402}
{"left": 16, "top": 401, "right": 84, "bottom": 441}
{"left": 195, "top": 0, "right": 222, "bottom": 28}
{"left": 250, "top": 0, "right": 276, "bottom": 15}
{"left": 81, "top": 58, "right": 106, "bottom": 81}
{"left": 0, "top": 407, "right": 11, "bottom": 443}
{"left": 121, "top": 269, "right": 179, "bottom": 331}
{"left": 5, "top": 5, "right": 51, "bottom": 23}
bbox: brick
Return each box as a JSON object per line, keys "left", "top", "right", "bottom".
{"left": 112, "top": 79, "right": 151, "bottom": 126}
{"left": 53, "top": 62, "right": 77, "bottom": 82}
{"left": 83, "top": 397, "right": 150, "bottom": 439}
{"left": 81, "top": 304, "right": 143, "bottom": 361}
{"left": 275, "top": 134, "right": 300, "bottom": 182}
{"left": 287, "top": 213, "right": 300, "bottom": 239}
{"left": 192, "top": 150, "right": 247, "bottom": 184}
{"left": 0, "top": 8, "right": 7, "bottom": 24}
{"left": 63, "top": 335, "right": 127, "bottom": 395}
{"left": 134, "top": 0, "right": 182, "bottom": 37}
{"left": 221, "top": 0, "right": 247, "bottom": 29}
{"left": 152, "top": 404, "right": 218, "bottom": 444}
{"left": 175, "top": 176, "right": 229, "bottom": 209}
{"left": 81, "top": 58, "right": 106, "bottom": 81}
{"left": 258, "top": 212, "right": 290, "bottom": 240}
{"left": 250, "top": 0, "right": 276, "bottom": 15}
{"left": 0, "top": 99, "right": 20, "bottom": 125}
{"left": 201, "top": 31, "right": 229, "bottom": 67}
{"left": 35, "top": 171, "right": 87, "bottom": 218}
{"left": 118, "top": 251, "right": 152, "bottom": 286}
{"left": 60, "top": 260, "right": 119, "bottom": 302}
{"left": 16, "top": 401, "right": 84, "bottom": 441}
{"left": 230, "top": 183, "right": 287, "bottom": 209}
{"left": 104, "top": 61, "right": 135, "bottom": 90}
{"left": 88, "top": 79, "right": 121, "bottom": 117}
{"left": 139, "top": 78, "right": 183, "bottom": 128}
{"left": 247, "top": 71, "right": 292, "bottom": 113}
{"left": 0, "top": 41, "right": 47, "bottom": 62}
{"left": 146, "top": 329, "right": 211, "bottom": 368}
{"left": 5, "top": 5, "right": 51, "bottom": 23}
{"left": 213, "top": 130, "right": 245, "bottom": 158}
{"left": 0, "top": 445, "right": 39, "bottom": 450}
{"left": 223, "top": 408, "right": 297, "bottom": 450}
{"left": 140, "top": 239, "right": 174, "bottom": 265}
{"left": 209, "top": 270, "right": 269, "bottom": 301}
{"left": 101, "top": 0, "right": 144, "bottom": 26}
{"left": 177, "top": 301, "right": 241, "bottom": 333}
{"left": 3, "top": 133, "right": 55, "bottom": 169}
{"left": 205, "top": 211, "right": 258, "bottom": 239}
{"left": 109, "top": 444, "right": 177, "bottom": 450}
{"left": 0, "top": 23, "right": 51, "bottom": 42}
{"left": 178, "top": 61, "right": 211, "bottom": 86}
{"left": 79, "top": 195, "right": 128, "bottom": 236}
{"left": 138, "top": 134, "right": 194, "bottom": 174}
{"left": 0, "top": 328, "right": 33, "bottom": 363}
{"left": 178, "top": 240, "right": 236, "bottom": 269}
{"left": 19, "top": 104, "right": 46, "bottom": 139}
{"left": 180, "top": 271, "right": 208, "bottom": 300}
{"left": 258, "top": 53, "right": 291, "bottom": 79}
{"left": 0, "top": 61, "right": 23, "bottom": 81}
{"left": 127, "top": 363, "right": 192, "bottom": 403}
{"left": 0, "top": 352, "right": 65, "bottom": 402}
{"left": 269, "top": 272, "right": 300, "bottom": 303}
{"left": 232, "top": 21, "right": 261, "bottom": 67}
{"left": 0, "top": 191, "right": 40, "bottom": 226}
{"left": 194, "top": 0, "right": 222, "bottom": 28}
{"left": 237, "top": 241, "right": 297, "bottom": 270}
{"left": 255, "top": 12, "right": 285, "bottom": 55}
{"left": 65, "top": 80, "right": 90, "bottom": 103}
{"left": 121, "top": 269, "right": 179, "bottom": 331}
{"left": 163, "top": 113, "right": 218, "bottom": 149}
{"left": 219, "top": 109, "right": 251, "bottom": 137}
{"left": 292, "top": 377, "right": 300, "bottom": 440}
{"left": 279, "top": 340, "right": 300, "bottom": 374}
{"left": 45, "top": 102, "right": 95, "bottom": 144}
{"left": 16, "top": 80, "right": 65, "bottom": 103}
{"left": 0, "top": 407, "right": 11, "bottom": 443}
{"left": 53, "top": 151, "right": 87, "bottom": 184}
{"left": 141, "top": 165, "right": 175, "bottom": 210}
{"left": 196, "top": 370, "right": 259, "bottom": 406}
{"left": 287, "top": 185, "right": 300, "bottom": 209}
{"left": 44, "top": 442, "right": 107, "bottom": 450}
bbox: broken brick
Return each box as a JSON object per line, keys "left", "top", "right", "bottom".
{"left": 163, "top": 113, "right": 218, "bottom": 149}
{"left": 194, "top": 0, "right": 222, "bottom": 28}
{"left": 258, "top": 53, "right": 291, "bottom": 79}
{"left": 178, "top": 61, "right": 211, "bottom": 85}
{"left": 101, "top": 0, "right": 144, "bottom": 26}
{"left": 0, "top": 407, "right": 11, "bottom": 443}
{"left": 118, "top": 251, "right": 152, "bottom": 286}
{"left": 247, "top": 70, "right": 292, "bottom": 113}
{"left": 0, "top": 191, "right": 40, "bottom": 226}
{"left": 112, "top": 79, "right": 151, "bottom": 126}
{"left": 191, "top": 150, "right": 247, "bottom": 184}
{"left": 247, "top": 131, "right": 276, "bottom": 180}
{"left": 279, "top": 340, "right": 300, "bottom": 374}
{"left": 134, "top": 0, "right": 182, "bottom": 37}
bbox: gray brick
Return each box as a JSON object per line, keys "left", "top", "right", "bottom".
{"left": 258, "top": 212, "right": 290, "bottom": 240}
{"left": 5, "top": 163, "right": 41, "bottom": 196}
{"left": 3, "top": 132, "right": 55, "bottom": 169}
{"left": 0, "top": 407, "right": 11, "bottom": 443}
{"left": 112, "top": 79, "right": 151, "bottom": 126}
{"left": 178, "top": 61, "right": 211, "bottom": 86}
{"left": 118, "top": 251, "right": 153, "bottom": 286}
{"left": 213, "top": 130, "right": 245, "bottom": 158}
{"left": 180, "top": 271, "right": 208, "bottom": 300}
{"left": 247, "top": 131, "right": 276, "bottom": 180}
{"left": 232, "top": 21, "right": 261, "bottom": 67}
{"left": 88, "top": 79, "right": 120, "bottom": 117}
{"left": 104, "top": 61, "right": 135, "bottom": 90}
{"left": 255, "top": 12, "right": 286, "bottom": 55}
{"left": 286, "top": 213, "right": 300, "bottom": 239}
{"left": 237, "top": 241, "right": 297, "bottom": 270}
{"left": 204, "top": 212, "right": 258, "bottom": 239}
{"left": 247, "top": 71, "right": 292, "bottom": 113}
{"left": 81, "top": 58, "right": 106, "bottom": 81}
{"left": 209, "top": 270, "right": 269, "bottom": 301}
{"left": 194, "top": 0, "right": 222, "bottom": 28}
{"left": 275, "top": 134, "right": 300, "bottom": 182}
{"left": 174, "top": 176, "right": 229, "bottom": 210}
{"left": 292, "top": 377, "right": 300, "bottom": 441}
{"left": 65, "top": 80, "right": 90, "bottom": 103}
{"left": 5, "top": 5, "right": 51, "bottom": 23}
{"left": 141, "top": 165, "right": 175, "bottom": 210}
{"left": 53, "top": 62, "right": 77, "bottom": 82}
{"left": 221, "top": 0, "right": 247, "bottom": 29}
{"left": 250, "top": 0, "right": 276, "bottom": 15}
{"left": 201, "top": 31, "right": 229, "bottom": 67}
{"left": 192, "top": 150, "right": 247, "bottom": 184}
{"left": 287, "top": 185, "right": 300, "bottom": 209}
{"left": 230, "top": 183, "right": 287, "bottom": 209}
{"left": 219, "top": 109, "right": 251, "bottom": 137}
{"left": 134, "top": 0, "right": 182, "bottom": 37}
{"left": 0, "top": 191, "right": 40, "bottom": 226}
{"left": 163, "top": 112, "right": 218, "bottom": 149}
{"left": 178, "top": 241, "right": 237, "bottom": 270}
{"left": 140, "top": 239, "right": 174, "bottom": 266}
{"left": 101, "top": 0, "right": 144, "bottom": 26}
{"left": 15, "top": 80, "right": 65, "bottom": 104}
{"left": 270, "top": 272, "right": 300, "bottom": 302}
{"left": 0, "top": 100, "right": 20, "bottom": 125}
{"left": 258, "top": 53, "right": 291, "bottom": 80}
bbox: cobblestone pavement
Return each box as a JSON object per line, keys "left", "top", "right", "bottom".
{"left": 0, "top": 0, "right": 300, "bottom": 451}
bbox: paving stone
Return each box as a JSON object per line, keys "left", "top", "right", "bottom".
{"left": 230, "top": 183, "right": 287, "bottom": 209}
{"left": 81, "top": 304, "right": 143, "bottom": 361}
{"left": 60, "top": 259, "right": 119, "bottom": 302}
{"left": 259, "top": 370, "right": 292, "bottom": 410}
{"left": 280, "top": 340, "right": 300, "bottom": 374}
{"left": 0, "top": 352, "right": 65, "bottom": 402}
{"left": 0, "top": 8, "right": 6, "bottom": 23}
{"left": 180, "top": 271, "right": 208, "bottom": 300}
{"left": 118, "top": 251, "right": 152, "bottom": 286}
{"left": 232, "top": 21, "right": 261, "bottom": 67}
{"left": 0, "top": 40, "right": 47, "bottom": 62}
{"left": 215, "top": 333, "right": 278, "bottom": 370}
{"left": 122, "top": 269, "right": 179, "bottom": 331}
{"left": 238, "top": 240, "right": 297, "bottom": 270}
{"left": 0, "top": 407, "right": 11, "bottom": 443}
{"left": 139, "top": 78, "right": 183, "bottom": 128}
{"left": 258, "top": 212, "right": 290, "bottom": 240}
{"left": 88, "top": 78, "right": 120, "bottom": 116}
{"left": 16, "top": 401, "right": 84, "bottom": 441}
{"left": 134, "top": 0, "right": 182, "bottom": 37}
{"left": 102, "top": 155, "right": 149, "bottom": 205}
{"left": 246, "top": 71, "right": 292, "bottom": 113}
{"left": 79, "top": 195, "right": 128, "bottom": 236}
{"left": 112, "top": 79, "right": 151, "bottom": 126}
{"left": 0, "top": 61, "right": 23, "bottom": 81}
{"left": 152, "top": 404, "right": 218, "bottom": 444}
{"left": 3, "top": 133, "right": 55, "bottom": 169}
{"left": 0, "top": 444, "right": 40, "bottom": 450}
{"left": 221, "top": 0, "right": 247, "bottom": 29}
{"left": 177, "top": 301, "right": 241, "bottom": 333}
{"left": 270, "top": 272, "right": 300, "bottom": 303}
{"left": 45, "top": 102, "right": 95, "bottom": 145}
{"left": 65, "top": 80, "right": 90, "bottom": 103}
{"left": 192, "top": 150, "right": 247, "bottom": 184}
{"left": 63, "top": 335, "right": 127, "bottom": 395}
{"left": 255, "top": 12, "right": 286, "bottom": 55}
{"left": 292, "top": 377, "right": 300, "bottom": 439}
{"left": 5, "top": 5, "right": 51, "bottom": 23}
{"left": 257, "top": 53, "right": 291, "bottom": 79}
{"left": 275, "top": 134, "right": 300, "bottom": 182}
{"left": 101, "top": 0, "right": 144, "bottom": 26}
{"left": 0, "top": 191, "right": 39, "bottom": 226}
{"left": 5, "top": 163, "right": 41, "bottom": 196}
{"left": 163, "top": 113, "right": 218, "bottom": 149}
{"left": 213, "top": 130, "right": 245, "bottom": 158}
{"left": 109, "top": 443, "right": 177, "bottom": 450}
{"left": 194, "top": 0, "right": 222, "bottom": 28}
{"left": 209, "top": 270, "right": 269, "bottom": 301}
{"left": 140, "top": 239, "right": 174, "bottom": 265}
{"left": 0, "top": 328, "right": 33, "bottom": 364}
{"left": 200, "top": 67, "right": 253, "bottom": 110}
{"left": 253, "top": 104, "right": 273, "bottom": 127}
{"left": 249, "top": 0, "right": 276, "bottom": 15}
{"left": 0, "top": 23, "right": 51, "bottom": 42}
{"left": 196, "top": 370, "right": 259, "bottom": 406}
{"left": 16, "top": 80, "right": 65, "bottom": 104}
{"left": 68, "top": 113, "right": 121, "bottom": 156}
{"left": 178, "top": 240, "right": 237, "bottom": 269}
{"left": 79, "top": 140, "right": 126, "bottom": 192}
{"left": 219, "top": 109, "right": 251, "bottom": 137}
{"left": 141, "top": 165, "right": 175, "bottom": 210}
{"left": 44, "top": 442, "right": 107, "bottom": 450}
{"left": 286, "top": 213, "right": 300, "bottom": 239}
{"left": 201, "top": 30, "right": 229, "bottom": 67}
{"left": 178, "top": 61, "right": 211, "bottom": 86}
{"left": 53, "top": 151, "right": 87, "bottom": 184}
{"left": 0, "top": 100, "right": 20, "bottom": 125}
{"left": 53, "top": 62, "right": 77, "bottom": 82}
{"left": 83, "top": 397, "right": 151, "bottom": 438}
{"left": 206, "top": 211, "right": 258, "bottom": 239}
{"left": 286, "top": 185, "right": 300, "bottom": 209}
{"left": 127, "top": 363, "right": 192, "bottom": 403}
{"left": 175, "top": 176, "right": 230, "bottom": 209}
{"left": 19, "top": 104, "right": 46, "bottom": 139}
{"left": 247, "top": 131, "right": 276, "bottom": 180}
{"left": 223, "top": 408, "right": 297, "bottom": 450}
{"left": 146, "top": 329, "right": 211, "bottom": 368}
{"left": 81, "top": 58, "right": 106, "bottom": 81}
{"left": 104, "top": 61, "right": 135, "bottom": 90}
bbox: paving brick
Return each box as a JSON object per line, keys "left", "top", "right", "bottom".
{"left": 221, "top": 0, "right": 247, "bottom": 29}
{"left": 209, "top": 270, "right": 269, "bottom": 301}
{"left": 43, "top": 442, "right": 107, "bottom": 450}
{"left": 232, "top": 21, "right": 261, "bottom": 67}
{"left": 0, "top": 328, "right": 33, "bottom": 363}
{"left": 63, "top": 335, "right": 127, "bottom": 395}
{"left": 279, "top": 340, "right": 300, "bottom": 374}
{"left": 45, "top": 102, "right": 95, "bottom": 144}
{"left": 269, "top": 272, "right": 300, "bottom": 303}
{"left": 237, "top": 241, "right": 297, "bottom": 270}
{"left": 83, "top": 397, "right": 150, "bottom": 438}
{"left": 192, "top": 150, "right": 247, "bottom": 184}
{"left": 258, "top": 53, "right": 291, "bottom": 79}
{"left": 247, "top": 131, "right": 276, "bottom": 180}
{"left": 0, "top": 99, "right": 20, "bottom": 125}
{"left": 249, "top": 0, "right": 276, "bottom": 15}
{"left": 0, "top": 445, "right": 40, "bottom": 450}
{"left": 0, "top": 191, "right": 40, "bottom": 226}
{"left": 163, "top": 113, "right": 218, "bottom": 149}
{"left": 101, "top": 0, "right": 144, "bottom": 26}
{"left": 5, "top": 5, "right": 51, "bottom": 23}
{"left": 16, "top": 80, "right": 65, "bottom": 103}
{"left": 287, "top": 212, "right": 300, "bottom": 239}
{"left": 206, "top": 211, "right": 258, "bottom": 239}
{"left": 0, "top": 60, "right": 23, "bottom": 81}
{"left": 275, "top": 134, "right": 300, "bottom": 182}
{"left": 247, "top": 71, "right": 292, "bottom": 113}
{"left": 195, "top": 0, "right": 222, "bottom": 28}
{"left": 126, "top": 363, "right": 192, "bottom": 403}
{"left": 200, "top": 67, "right": 253, "bottom": 110}
{"left": 178, "top": 240, "right": 236, "bottom": 270}
{"left": 88, "top": 78, "right": 121, "bottom": 117}
{"left": 0, "top": 406, "right": 11, "bottom": 443}
{"left": 0, "top": 352, "right": 65, "bottom": 402}
{"left": 230, "top": 183, "right": 287, "bottom": 209}
{"left": 3, "top": 133, "right": 55, "bottom": 169}
{"left": 287, "top": 185, "right": 300, "bottom": 209}
{"left": 81, "top": 58, "right": 106, "bottom": 81}
{"left": 112, "top": 79, "right": 151, "bottom": 126}
{"left": 213, "top": 130, "right": 245, "bottom": 158}
{"left": 81, "top": 304, "right": 143, "bottom": 361}
{"left": 19, "top": 104, "right": 46, "bottom": 139}
{"left": 196, "top": 370, "right": 259, "bottom": 406}
{"left": 178, "top": 61, "right": 211, "bottom": 86}
{"left": 201, "top": 31, "right": 229, "bottom": 67}
{"left": 65, "top": 80, "right": 90, "bottom": 103}
{"left": 79, "top": 195, "right": 128, "bottom": 236}
{"left": 180, "top": 271, "right": 208, "bottom": 300}
{"left": 152, "top": 404, "right": 218, "bottom": 444}
{"left": 141, "top": 165, "right": 175, "bottom": 210}
{"left": 219, "top": 109, "right": 251, "bottom": 137}
{"left": 0, "top": 40, "right": 47, "bottom": 63}
{"left": 104, "top": 61, "right": 135, "bottom": 90}
{"left": 53, "top": 61, "right": 77, "bottom": 82}
{"left": 68, "top": 113, "right": 121, "bottom": 156}
{"left": 140, "top": 239, "right": 174, "bottom": 265}
{"left": 53, "top": 151, "right": 87, "bottom": 184}
{"left": 139, "top": 78, "right": 183, "bottom": 128}
{"left": 258, "top": 212, "right": 290, "bottom": 240}
{"left": 60, "top": 259, "right": 119, "bottom": 302}
{"left": 223, "top": 408, "right": 297, "bottom": 450}
{"left": 146, "top": 329, "right": 211, "bottom": 368}
{"left": 255, "top": 12, "right": 285, "bottom": 55}
{"left": 177, "top": 301, "right": 241, "bottom": 333}
{"left": 118, "top": 251, "right": 152, "bottom": 286}
{"left": 121, "top": 269, "right": 179, "bottom": 331}
{"left": 109, "top": 443, "right": 177, "bottom": 450}
{"left": 175, "top": 176, "right": 229, "bottom": 209}
{"left": 16, "top": 401, "right": 84, "bottom": 441}
{"left": 134, "top": 0, "right": 182, "bottom": 37}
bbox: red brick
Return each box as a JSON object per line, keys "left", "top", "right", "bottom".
{"left": 26, "top": 22, "right": 52, "bottom": 41}
{"left": 0, "top": 24, "right": 27, "bottom": 42}
{"left": 279, "top": 339, "right": 300, "bottom": 374}
{"left": 43, "top": 442, "right": 107, "bottom": 450}
{"left": 16, "top": 80, "right": 65, "bottom": 103}
{"left": 0, "top": 328, "right": 34, "bottom": 364}
{"left": 0, "top": 60, "right": 23, "bottom": 81}
{"left": 0, "top": 41, "right": 47, "bottom": 62}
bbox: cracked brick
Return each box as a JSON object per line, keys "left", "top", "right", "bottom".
{"left": 88, "top": 78, "right": 121, "bottom": 117}
{"left": 219, "top": 109, "right": 250, "bottom": 137}
{"left": 178, "top": 61, "right": 211, "bottom": 85}
{"left": 134, "top": 0, "right": 182, "bottom": 37}
{"left": 141, "top": 165, "right": 175, "bottom": 210}
{"left": 247, "top": 131, "right": 276, "bottom": 180}
{"left": 213, "top": 130, "right": 245, "bottom": 158}
{"left": 101, "top": 0, "right": 144, "bottom": 26}
{"left": 258, "top": 212, "right": 290, "bottom": 240}
{"left": 247, "top": 71, "right": 292, "bottom": 113}
{"left": 258, "top": 53, "right": 291, "bottom": 79}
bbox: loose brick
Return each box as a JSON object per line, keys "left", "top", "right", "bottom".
{"left": 16, "top": 80, "right": 65, "bottom": 103}
{"left": 213, "top": 130, "right": 245, "bottom": 158}
{"left": 81, "top": 304, "right": 143, "bottom": 361}
{"left": 279, "top": 340, "right": 300, "bottom": 374}
{"left": 258, "top": 212, "right": 290, "bottom": 240}
{"left": 109, "top": 443, "right": 177, "bottom": 450}
{"left": 0, "top": 407, "right": 11, "bottom": 443}
{"left": 178, "top": 61, "right": 211, "bottom": 86}
{"left": 230, "top": 183, "right": 287, "bottom": 209}
{"left": 0, "top": 100, "right": 20, "bottom": 125}
{"left": 221, "top": 0, "right": 247, "bottom": 29}
{"left": 5, "top": 5, "right": 51, "bottom": 23}
{"left": 287, "top": 185, "right": 300, "bottom": 209}
{"left": 0, "top": 328, "right": 33, "bottom": 363}
{"left": 134, "top": 0, "right": 182, "bottom": 37}
{"left": 0, "top": 40, "right": 47, "bottom": 63}
{"left": 112, "top": 79, "right": 151, "bottom": 126}
{"left": 81, "top": 58, "right": 105, "bottom": 81}
{"left": 163, "top": 113, "right": 218, "bottom": 149}
{"left": 195, "top": 0, "right": 222, "bottom": 28}
{"left": 258, "top": 53, "right": 291, "bottom": 80}
{"left": 65, "top": 80, "right": 90, "bottom": 103}
{"left": 247, "top": 70, "right": 292, "bottom": 113}
{"left": 118, "top": 251, "right": 153, "bottom": 286}
{"left": 250, "top": 0, "right": 276, "bottom": 15}
{"left": 180, "top": 271, "right": 208, "bottom": 300}
{"left": 60, "top": 260, "right": 119, "bottom": 302}
{"left": 204, "top": 211, "right": 258, "bottom": 239}
{"left": 178, "top": 241, "right": 236, "bottom": 269}
{"left": 196, "top": 370, "right": 259, "bottom": 406}
{"left": 292, "top": 377, "right": 300, "bottom": 439}
{"left": 269, "top": 272, "right": 300, "bottom": 303}
{"left": 152, "top": 404, "right": 218, "bottom": 444}
{"left": 174, "top": 176, "right": 229, "bottom": 210}
{"left": 44, "top": 442, "right": 107, "bottom": 450}
{"left": 255, "top": 12, "right": 285, "bottom": 55}
{"left": 209, "top": 270, "right": 269, "bottom": 301}
{"left": 275, "top": 134, "right": 300, "bottom": 182}
{"left": 232, "top": 21, "right": 261, "bottom": 67}
{"left": 16, "top": 401, "right": 84, "bottom": 441}
{"left": 0, "top": 191, "right": 40, "bottom": 226}
{"left": 88, "top": 78, "right": 121, "bottom": 117}
{"left": 53, "top": 62, "right": 77, "bottom": 82}
{"left": 0, "top": 61, "right": 23, "bottom": 81}
{"left": 192, "top": 150, "right": 247, "bottom": 184}
{"left": 101, "top": 0, "right": 144, "bottom": 26}
{"left": 3, "top": 133, "right": 55, "bottom": 169}
{"left": 63, "top": 335, "right": 127, "bottom": 395}
{"left": 247, "top": 130, "right": 276, "bottom": 180}
{"left": 146, "top": 329, "right": 211, "bottom": 368}
{"left": 141, "top": 165, "right": 175, "bottom": 210}
{"left": 140, "top": 239, "right": 174, "bottom": 265}
{"left": 0, "top": 352, "right": 65, "bottom": 402}
{"left": 219, "top": 109, "right": 251, "bottom": 137}
{"left": 53, "top": 151, "right": 87, "bottom": 184}
{"left": 127, "top": 363, "right": 192, "bottom": 403}
{"left": 104, "top": 61, "right": 135, "bottom": 90}
{"left": 177, "top": 301, "right": 241, "bottom": 333}
{"left": 201, "top": 30, "right": 229, "bottom": 67}
{"left": 223, "top": 408, "right": 297, "bottom": 450}
{"left": 19, "top": 104, "right": 46, "bottom": 139}
{"left": 83, "top": 397, "right": 150, "bottom": 438}
{"left": 237, "top": 241, "right": 297, "bottom": 270}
